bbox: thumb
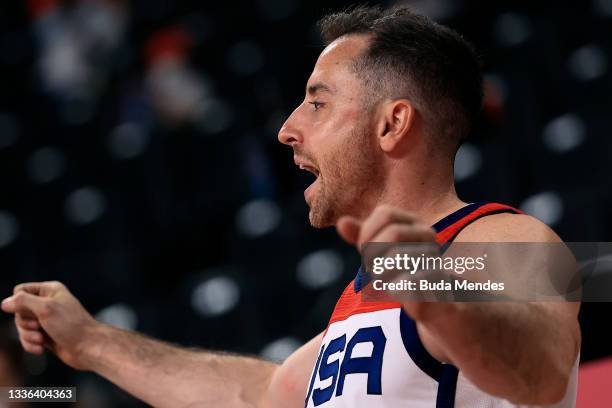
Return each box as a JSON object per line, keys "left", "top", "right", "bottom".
{"left": 1, "top": 292, "right": 47, "bottom": 317}
{"left": 336, "top": 215, "right": 361, "bottom": 246}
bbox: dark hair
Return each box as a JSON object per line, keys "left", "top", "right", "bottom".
{"left": 318, "top": 5, "right": 483, "bottom": 150}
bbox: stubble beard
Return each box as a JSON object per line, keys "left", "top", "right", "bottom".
{"left": 309, "top": 125, "right": 382, "bottom": 228}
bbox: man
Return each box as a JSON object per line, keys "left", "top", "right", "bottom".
{"left": 1, "top": 5, "right": 579, "bottom": 408}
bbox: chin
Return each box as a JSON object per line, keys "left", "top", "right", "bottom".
{"left": 308, "top": 204, "right": 338, "bottom": 229}
{"left": 306, "top": 185, "right": 342, "bottom": 228}
{"left": 308, "top": 213, "right": 328, "bottom": 229}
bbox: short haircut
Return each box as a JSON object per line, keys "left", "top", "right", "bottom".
{"left": 318, "top": 5, "right": 483, "bottom": 151}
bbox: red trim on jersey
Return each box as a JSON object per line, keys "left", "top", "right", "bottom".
{"left": 435, "top": 203, "right": 522, "bottom": 244}
{"left": 326, "top": 284, "right": 399, "bottom": 328}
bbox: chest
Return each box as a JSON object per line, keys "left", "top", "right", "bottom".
{"left": 304, "top": 308, "right": 441, "bottom": 407}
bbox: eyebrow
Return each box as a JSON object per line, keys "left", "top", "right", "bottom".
{"left": 307, "top": 82, "right": 335, "bottom": 96}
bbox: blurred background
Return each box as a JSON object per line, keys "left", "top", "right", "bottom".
{"left": 0, "top": 0, "right": 611, "bottom": 406}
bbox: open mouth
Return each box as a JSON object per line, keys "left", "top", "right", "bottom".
{"left": 298, "top": 163, "right": 320, "bottom": 179}
{"left": 294, "top": 158, "right": 320, "bottom": 200}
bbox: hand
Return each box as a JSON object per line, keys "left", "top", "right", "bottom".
{"left": 336, "top": 205, "right": 437, "bottom": 251}
{"left": 1, "top": 281, "right": 103, "bottom": 370}
{"left": 336, "top": 205, "right": 441, "bottom": 320}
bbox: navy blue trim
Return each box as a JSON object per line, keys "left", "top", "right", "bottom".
{"left": 354, "top": 266, "right": 367, "bottom": 292}
{"left": 431, "top": 201, "right": 487, "bottom": 233}
{"left": 441, "top": 208, "right": 521, "bottom": 244}
{"left": 436, "top": 365, "right": 459, "bottom": 408}
{"left": 304, "top": 345, "right": 325, "bottom": 407}
{"left": 400, "top": 309, "right": 459, "bottom": 407}
{"left": 399, "top": 309, "right": 443, "bottom": 380}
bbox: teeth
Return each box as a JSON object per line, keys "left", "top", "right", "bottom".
{"left": 297, "top": 163, "right": 318, "bottom": 177}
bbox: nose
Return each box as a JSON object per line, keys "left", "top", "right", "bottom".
{"left": 277, "top": 107, "right": 303, "bottom": 146}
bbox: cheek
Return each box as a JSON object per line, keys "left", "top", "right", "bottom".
{"left": 316, "top": 115, "right": 360, "bottom": 150}
{"left": 316, "top": 104, "right": 364, "bottom": 134}
{"left": 319, "top": 137, "right": 355, "bottom": 179}
{"left": 313, "top": 107, "right": 372, "bottom": 166}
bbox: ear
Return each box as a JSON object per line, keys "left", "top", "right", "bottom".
{"left": 376, "top": 99, "right": 416, "bottom": 153}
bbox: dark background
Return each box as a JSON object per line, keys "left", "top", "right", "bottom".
{"left": 0, "top": 0, "right": 611, "bottom": 406}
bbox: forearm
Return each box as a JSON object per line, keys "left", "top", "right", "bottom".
{"left": 83, "top": 323, "right": 278, "bottom": 408}
{"left": 415, "top": 302, "right": 579, "bottom": 404}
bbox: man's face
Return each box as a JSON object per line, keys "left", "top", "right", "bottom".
{"left": 278, "top": 35, "right": 384, "bottom": 228}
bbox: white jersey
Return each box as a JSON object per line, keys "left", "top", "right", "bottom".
{"left": 304, "top": 202, "right": 579, "bottom": 408}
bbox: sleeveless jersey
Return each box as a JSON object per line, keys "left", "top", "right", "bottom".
{"left": 304, "top": 202, "right": 579, "bottom": 408}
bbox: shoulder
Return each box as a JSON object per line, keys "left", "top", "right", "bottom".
{"left": 454, "top": 212, "right": 562, "bottom": 243}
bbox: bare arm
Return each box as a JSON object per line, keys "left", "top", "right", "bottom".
{"left": 86, "top": 325, "right": 277, "bottom": 408}
{"left": 91, "top": 328, "right": 324, "bottom": 408}
{"left": 413, "top": 301, "right": 579, "bottom": 404}
{"left": 1, "top": 282, "right": 323, "bottom": 408}
{"left": 408, "top": 214, "right": 580, "bottom": 404}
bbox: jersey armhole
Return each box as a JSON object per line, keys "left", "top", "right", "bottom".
{"left": 399, "top": 309, "right": 460, "bottom": 407}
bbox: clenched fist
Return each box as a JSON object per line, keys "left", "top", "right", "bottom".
{"left": 1, "top": 281, "right": 102, "bottom": 370}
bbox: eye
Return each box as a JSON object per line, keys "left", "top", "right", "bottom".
{"left": 308, "top": 101, "right": 324, "bottom": 111}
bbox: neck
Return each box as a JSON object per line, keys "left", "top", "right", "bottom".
{"left": 358, "top": 155, "right": 465, "bottom": 227}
